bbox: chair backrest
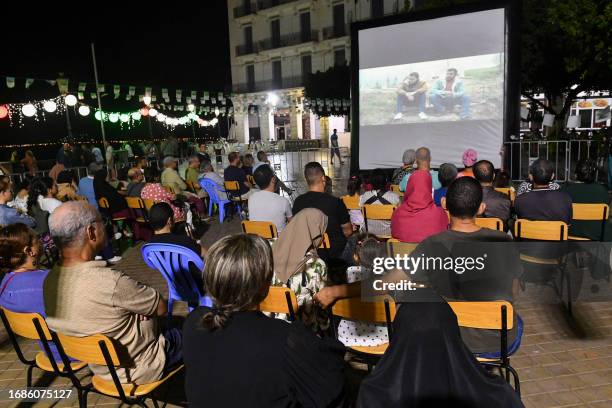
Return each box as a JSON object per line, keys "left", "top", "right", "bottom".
{"left": 341, "top": 195, "right": 360, "bottom": 210}
{"left": 224, "top": 180, "right": 240, "bottom": 192}
{"left": 362, "top": 204, "right": 395, "bottom": 221}
{"left": 246, "top": 174, "right": 255, "bottom": 185}
{"left": 242, "top": 220, "right": 278, "bottom": 239}
{"left": 0, "top": 307, "right": 52, "bottom": 341}
{"left": 332, "top": 297, "right": 396, "bottom": 324}
{"left": 514, "top": 219, "right": 568, "bottom": 241}
{"left": 258, "top": 287, "right": 298, "bottom": 320}
{"left": 54, "top": 331, "right": 120, "bottom": 366}
{"left": 319, "top": 232, "right": 331, "bottom": 249}
{"left": 475, "top": 217, "right": 504, "bottom": 231}
{"left": 448, "top": 301, "right": 514, "bottom": 330}
{"left": 495, "top": 187, "right": 516, "bottom": 202}
{"left": 141, "top": 243, "right": 204, "bottom": 304}
{"left": 98, "top": 197, "right": 110, "bottom": 209}
{"left": 572, "top": 203, "right": 609, "bottom": 221}
{"left": 389, "top": 184, "right": 404, "bottom": 196}
{"left": 125, "top": 197, "right": 147, "bottom": 221}
{"left": 199, "top": 178, "right": 225, "bottom": 203}
{"left": 142, "top": 198, "right": 155, "bottom": 210}
{"left": 386, "top": 240, "right": 418, "bottom": 257}
{"left": 186, "top": 180, "right": 199, "bottom": 193}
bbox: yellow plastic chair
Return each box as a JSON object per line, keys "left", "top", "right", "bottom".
{"left": 125, "top": 197, "right": 148, "bottom": 224}
{"left": 495, "top": 187, "right": 516, "bottom": 203}
{"left": 98, "top": 197, "right": 128, "bottom": 222}
{"left": 389, "top": 184, "right": 404, "bottom": 197}
{"left": 570, "top": 203, "right": 609, "bottom": 241}
{"left": 341, "top": 194, "right": 360, "bottom": 210}
{"left": 242, "top": 220, "right": 278, "bottom": 239}
{"left": 258, "top": 286, "right": 299, "bottom": 321}
{"left": 361, "top": 204, "right": 396, "bottom": 239}
{"left": 475, "top": 217, "right": 504, "bottom": 231}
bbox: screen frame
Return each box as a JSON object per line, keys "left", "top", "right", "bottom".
{"left": 349, "top": 0, "right": 520, "bottom": 173}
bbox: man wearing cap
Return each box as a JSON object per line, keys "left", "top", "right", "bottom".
{"left": 161, "top": 156, "right": 187, "bottom": 194}
{"left": 392, "top": 149, "right": 416, "bottom": 185}
{"left": 78, "top": 162, "right": 102, "bottom": 209}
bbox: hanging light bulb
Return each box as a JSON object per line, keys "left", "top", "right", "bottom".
{"left": 0, "top": 105, "right": 8, "bottom": 119}
{"left": 64, "top": 94, "right": 78, "bottom": 106}
{"left": 120, "top": 113, "right": 130, "bottom": 122}
{"left": 187, "top": 104, "right": 195, "bottom": 112}
{"left": 157, "top": 113, "right": 166, "bottom": 122}
{"left": 149, "top": 108, "right": 158, "bottom": 117}
{"left": 22, "top": 104, "right": 37, "bottom": 117}
{"left": 140, "top": 107, "right": 149, "bottom": 117}
{"left": 78, "top": 106, "right": 90, "bottom": 116}
{"left": 214, "top": 107, "right": 220, "bottom": 117}
{"left": 131, "top": 111, "right": 142, "bottom": 121}
{"left": 143, "top": 95, "right": 152, "bottom": 105}
{"left": 109, "top": 113, "right": 119, "bottom": 123}
{"left": 43, "top": 100, "right": 57, "bottom": 113}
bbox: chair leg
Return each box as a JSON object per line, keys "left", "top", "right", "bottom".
{"left": 80, "top": 388, "right": 89, "bottom": 408}
{"left": 219, "top": 204, "right": 225, "bottom": 223}
{"left": 26, "top": 364, "right": 35, "bottom": 387}
{"left": 566, "top": 272, "right": 573, "bottom": 317}
{"left": 151, "top": 396, "right": 160, "bottom": 408}
{"left": 506, "top": 365, "right": 521, "bottom": 396}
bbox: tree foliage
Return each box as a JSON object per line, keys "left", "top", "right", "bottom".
{"left": 303, "top": 65, "right": 350, "bottom": 117}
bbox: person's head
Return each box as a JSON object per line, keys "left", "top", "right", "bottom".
{"left": 446, "top": 68, "right": 458, "bottom": 81}
{"left": 0, "top": 224, "right": 41, "bottom": 273}
{"left": 15, "top": 179, "right": 30, "bottom": 195}
{"left": 438, "top": 163, "right": 458, "bottom": 188}
{"left": 136, "top": 156, "right": 147, "bottom": 168}
{"left": 415, "top": 147, "right": 431, "bottom": 170}
{"left": 244, "top": 153, "right": 254, "bottom": 167}
{"left": 30, "top": 177, "right": 56, "bottom": 199}
{"left": 304, "top": 162, "right": 326, "bottom": 191}
{"left": 529, "top": 158, "right": 554, "bottom": 186}
{"left": 253, "top": 164, "right": 276, "bottom": 190}
{"left": 473, "top": 160, "right": 495, "bottom": 186}
{"left": 57, "top": 170, "right": 75, "bottom": 185}
{"left": 324, "top": 176, "right": 333, "bottom": 194}
{"left": 333, "top": 129, "right": 337, "bottom": 134}
{"left": 87, "top": 162, "right": 101, "bottom": 177}
{"left": 163, "top": 156, "right": 178, "bottom": 169}
{"left": 63, "top": 142, "right": 72, "bottom": 152}
{"left": 494, "top": 171, "right": 511, "bottom": 188}
{"left": 347, "top": 174, "right": 362, "bottom": 196}
{"left": 462, "top": 148, "right": 478, "bottom": 169}
{"left": 408, "top": 72, "right": 419, "bottom": 85}
{"left": 127, "top": 168, "right": 144, "bottom": 183}
{"left": 201, "top": 160, "right": 213, "bottom": 173}
{"left": 353, "top": 233, "right": 385, "bottom": 271}
{"left": 228, "top": 151, "right": 240, "bottom": 166}
{"left": 402, "top": 149, "right": 416, "bottom": 167}
{"left": 149, "top": 202, "right": 175, "bottom": 232}
{"left": 442, "top": 177, "right": 485, "bottom": 220}
{"left": 575, "top": 159, "right": 597, "bottom": 184}
{"left": 0, "top": 179, "right": 13, "bottom": 204}
{"left": 188, "top": 155, "right": 201, "bottom": 169}
{"left": 370, "top": 169, "right": 388, "bottom": 191}
{"left": 25, "top": 150, "right": 34, "bottom": 158}
{"left": 199, "top": 143, "right": 207, "bottom": 152}
{"left": 49, "top": 201, "right": 106, "bottom": 259}
{"left": 201, "top": 234, "right": 274, "bottom": 331}
{"left": 144, "top": 166, "right": 161, "bottom": 183}
{"left": 256, "top": 150, "right": 268, "bottom": 163}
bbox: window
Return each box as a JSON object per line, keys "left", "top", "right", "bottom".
{"left": 333, "top": 4, "right": 345, "bottom": 37}
{"left": 246, "top": 65, "right": 255, "bottom": 92}
{"left": 271, "top": 19, "right": 281, "bottom": 48}
{"left": 301, "top": 54, "right": 312, "bottom": 78}
{"left": 371, "top": 0, "right": 384, "bottom": 18}
{"left": 243, "top": 0, "right": 252, "bottom": 15}
{"left": 300, "top": 11, "right": 311, "bottom": 42}
{"left": 334, "top": 48, "right": 346, "bottom": 66}
{"left": 244, "top": 26, "right": 253, "bottom": 54}
{"left": 579, "top": 109, "right": 592, "bottom": 128}
{"left": 272, "top": 60, "right": 282, "bottom": 89}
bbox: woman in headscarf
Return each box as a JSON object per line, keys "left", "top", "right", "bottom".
{"left": 272, "top": 208, "right": 329, "bottom": 331}
{"left": 390, "top": 170, "right": 448, "bottom": 243}
{"left": 357, "top": 298, "right": 524, "bottom": 408}
{"left": 93, "top": 168, "right": 131, "bottom": 238}
{"left": 458, "top": 148, "right": 478, "bottom": 178}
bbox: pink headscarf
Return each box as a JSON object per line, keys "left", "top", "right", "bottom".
{"left": 462, "top": 149, "right": 478, "bottom": 167}
{"left": 390, "top": 170, "right": 448, "bottom": 243}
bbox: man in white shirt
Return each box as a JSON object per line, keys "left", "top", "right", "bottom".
{"left": 200, "top": 161, "right": 227, "bottom": 201}
{"left": 248, "top": 164, "right": 292, "bottom": 232}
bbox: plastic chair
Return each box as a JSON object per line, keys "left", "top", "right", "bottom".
{"left": 199, "top": 178, "right": 233, "bottom": 223}
{"left": 141, "top": 243, "right": 212, "bottom": 320}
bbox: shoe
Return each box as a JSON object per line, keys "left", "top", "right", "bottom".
{"left": 418, "top": 112, "right": 428, "bottom": 120}
{"left": 123, "top": 230, "right": 133, "bottom": 238}
{"left": 114, "top": 232, "right": 123, "bottom": 240}
{"left": 107, "top": 256, "right": 122, "bottom": 264}
{"left": 393, "top": 112, "right": 403, "bottom": 120}
{"left": 94, "top": 256, "right": 103, "bottom": 260}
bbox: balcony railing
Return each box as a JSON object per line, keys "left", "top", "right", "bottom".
{"left": 259, "top": 30, "right": 318, "bottom": 51}
{"left": 233, "top": 75, "right": 306, "bottom": 93}
{"left": 322, "top": 24, "right": 349, "bottom": 40}
{"left": 233, "top": 2, "right": 256, "bottom": 18}
{"left": 236, "top": 43, "right": 258, "bottom": 56}
{"left": 257, "top": 0, "right": 297, "bottom": 11}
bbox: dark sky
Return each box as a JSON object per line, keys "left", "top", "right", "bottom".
{"left": 2, "top": 1, "right": 230, "bottom": 92}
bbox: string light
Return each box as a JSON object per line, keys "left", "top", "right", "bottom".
{"left": 43, "top": 100, "right": 57, "bottom": 113}
{"left": 22, "top": 104, "right": 37, "bottom": 117}
{"left": 0, "top": 105, "right": 8, "bottom": 119}
{"left": 149, "top": 108, "right": 158, "bottom": 117}
{"left": 78, "top": 105, "right": 90, "bottom": 116}
{"left": 64, "top": 94, "right": 77, "bottom": 106}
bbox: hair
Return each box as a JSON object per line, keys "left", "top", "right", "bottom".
{"left": 87, "top": 163, "right": 101, "bottom": 176}
{"left": 402, "top": 149, "right": 416, "bottom": 165}
{"left": 529, "top": 158, "right": 554, "bottom": 185}
{"left": 243, "top": 154, "right": 254, "bottom": 166}
{"left": 256, "top": 150, "right": 266, "bottom": 161}
{"left": 201, "top": 159, "right": 213, "bottom": 171}
{"left": 370, "top": 169, "right": 388, "bottom": 191}
{"left": 127, "top": 168, "right": 142, "bottom": 181}
{"left": 25, "top": 150, "right": 35, "bottom": 158}
{"left": 228, "top": 151, "right": 239, "bottom": 163}
{"left": 0, "top": 179, "right": 10, "bottom": 194}
{"left": 415, "top": 147, "right": 431, "bottom": 163}
{"left": 149, "top": 202, "right": 174, "bottom": 231}
{"left": 447, "top": 68, "right": 458, "bottom": 75}
{"left": 202, "top": 234, "right": 274, "bottom": 331}
{"left": 57, "top": 170, "right": 75, "bottom": 185}
{"left": 304, "top": 162, "right": 325, "bottom": 186}
{"left": 354, "top": 233, "right": 385, "bottom": 272}
{"left": 438, "top": 163, "right": 458, "bottom": 187}
{"left": 27, "top": 177, "right": 54, "bottom": 212}
{"left": 473, "top": 160, "right": 495, "bottom": 184}
{"left": 347, "top": 174, "right": 362, "bottom": 196}
{"left": 0, "top": 224, "right": 38, "bottom": 274}
{"left": 163, "top": 156, "right": 177, "bottom": 167}
{"left": 15, "top": 178, "right": 30, "bottom": 193}
{"left": 253, "top": 164, "right": 274, "bottom": 189}
{"left": 445, "top": 177, "right": 483, "bottom": 219}
{"left": 189, "top": 155, "right": 200, "bottom": 164}
{"left": 408, "top": 72, "right": 419, "bottom": 80}
{"left": 144, "top": 166, "right": 160, "bottom": 182}
{"left": 494, "top": 171, "right": 511, "bottom": 188}
{"left": 48, "top": 201, "right": 100, "bottom": 249}
{"left": 575, "top": 159, "right": 597, "bottom": 183}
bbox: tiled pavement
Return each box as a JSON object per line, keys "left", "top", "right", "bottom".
{"left": 2, "top": 189, "right": 612, "bottom": 405}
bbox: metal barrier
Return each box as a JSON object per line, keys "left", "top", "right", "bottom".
{"left": 504, "top": 139, "right": 604, "bottom": 182}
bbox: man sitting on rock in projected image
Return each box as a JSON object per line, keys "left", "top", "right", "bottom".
{"left": 429, "top": 68, "right": 471, "bottom": 120}
{"left": 393, "top": 72, "right": 429, "bottom": 121}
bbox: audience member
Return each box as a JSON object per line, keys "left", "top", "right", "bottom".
{"left": 457, "top": 148, "right": 478, "bottom": 178}
{"left": 292, "top": 162, "right": 351, "bottom": 259}
{"left": 391, "top": 170, "right": 448, "bottom": 243}
{"left": 20, "top": 150, "right": 38, "bottom": 176}
{"left": 142, "top": 167, "right": 185, "bottom": 222}
{"left": 126, "top": 168, "right": 146, "bottom": 197}
{"left": 48, "top": 161, "right": 65, "bottom": 182}
{"left": 77, "top": 163, "right": 101, "bottom": 209}
{"left": 474, "top": 160, "right": 511, "bottom": 224}
{"left": 44, "top": 201, "right": 180, "bottom": 384}
{"left": 93, "top": 169, "right": 129, "bottom": 220}
{"left": 91, "top": 144, "right": 104, "bottom": 165}
{"left": 196, "top": 143, "right": 210, "bottom": 164}
{"left": 242, "top": 153, "right": 254, "bottom": 176}
{"left": 200, "top": 161, "right": 227, "bottom": 201}
{"left": 56, "top": 143, "right": 72, "bottom": 168}
{"left": 399, "top": 147, "right": 441, "bottom": 191}
{"left": 359, "top": 169, "right": 400, "bottom": 237}
{"left": 30, "top": 177, "right": 62, "bottom": 214}
{"left": 392, "top": 149, "right": 415, "bottom": 185}
{"left": 494, "top": 171, "right": 512, "bottom": 188}
{"left": 9, "top": 178, "right": 30, "bottom": 214}
{"left": 253, "top": 151, "right": 292, "bottom": 195}
{"left": 0, "top": 180, "right": 35, "bottom": 227}
{"left": 56, "top": 170, "right": 78, "bottom": 202}
{"left": 183, "top": 233, "right": 345, "bottom": 407}
{"left": 161, "top": 156, "right": 187, "bottom": 194}
{"left": 346, "top": 175, "right": 364, "bottom": 228}
{"left": 224, "top": 152, "right": 251, "bottom": 199}
{"left": 514, "top": 159, "right": 572, "bottom": 225}
{"left": 562, "top": 159, "right": 610, "bottom": 240}
{"left": 434, "top": 163, "right": 458, "bottom": 206}
{"left": 185, "top": 156, "right": 201, "bottom": 188}
{"left": 248, "top": 165, "right": 292, "bottom": 232}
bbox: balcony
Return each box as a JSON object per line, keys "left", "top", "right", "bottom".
{"left": 233, "top": 2, "right": 256, "bottom": 18}
{"left": 322, "top": 24, "right": 350, "bottom": 40}
{"left": 258, "top": 30, "right": 318, "bottom": 51}
{"left": 236, "top": 43, "right": 258, "bottom": 57}
{"left": 233, "top": 75, "right": 306, "bottom": 93}
{"left": 257, "top": 0, "right": 297, "bottom": 11}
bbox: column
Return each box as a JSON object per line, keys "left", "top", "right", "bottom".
{"left": 289, "top": 107, "right": 302, "bottom": 139}
{"left": 319, "top": 116, "right": 329, "bottom": 147}
{"left": 259, "top": 108, "right": 274, "bottom": 141}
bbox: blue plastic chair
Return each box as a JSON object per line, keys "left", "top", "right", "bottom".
{"left": 141, "top": 243, "right": 212, "bottom": 320}
{"left": 199, "top": 178, "right": 233, "bottom": 223}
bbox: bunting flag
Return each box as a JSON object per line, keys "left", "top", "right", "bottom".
{"left": 57, "top": 78, "right": 69, "bottom": 94}
{"left": 6, "top": 77, "right": 15, "bottom": 88}
{"left": 114, "top": 85, "right": 121, "bottom": 99}
{"left": 162, "top": 88, "right": 169, "bottom": 102}
{"left": 79, "top": 83, "right": 87, "bottom": 92}
{"left": 97, "top": 84, "right": 105, "bottom": 93}
{"left": 78, "top": 92, "right": 84, "bottom": 100}
{"left": 25, "top": 78, "right": 34, "bottom": 89}
{"left": 191, "top": 91, "right": 197, "bottom": 100}
{"left": 176, "top": 89, "right": 182, "bottom": 102}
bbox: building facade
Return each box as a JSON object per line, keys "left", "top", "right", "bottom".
{"left": 227, "top": 0, "right": 409, "bottom": 143}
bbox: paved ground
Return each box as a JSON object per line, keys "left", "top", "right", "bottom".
{"left": 1, "top": 156, "right": 612, "bottom": 407}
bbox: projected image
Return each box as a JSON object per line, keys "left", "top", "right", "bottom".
{"left": 359, "top": 53, "right": 504, "bottom": 126}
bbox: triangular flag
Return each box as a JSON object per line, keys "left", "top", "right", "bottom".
{"left": 97, "top": 84, "right": 105, "bottom": 92}
{"left": 114, "top": 85, "right": 120, "bottom": 99}
{"left": 79, "top": 83, "right": 87, "bottom": 92}
{"left": 90, "top": 92, "right": 97, "bottom": 99}
{"left": 6, "top": 77, "right": 16, "bottom": 88}
{"left": 176, "top": 90, "right": 182, "bottom": 102}
{"left": 191, "top": 91, "right": 197, "bottom": 99}
{"left": 78, "top": 92, "right": 84, "bottom": 100}
{"left": 25, "top": 78, "right": 34, "bottom": 88}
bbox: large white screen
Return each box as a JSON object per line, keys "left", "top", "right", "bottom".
{"left": 358, "top": 8, "right": 506, "bottom": 169}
